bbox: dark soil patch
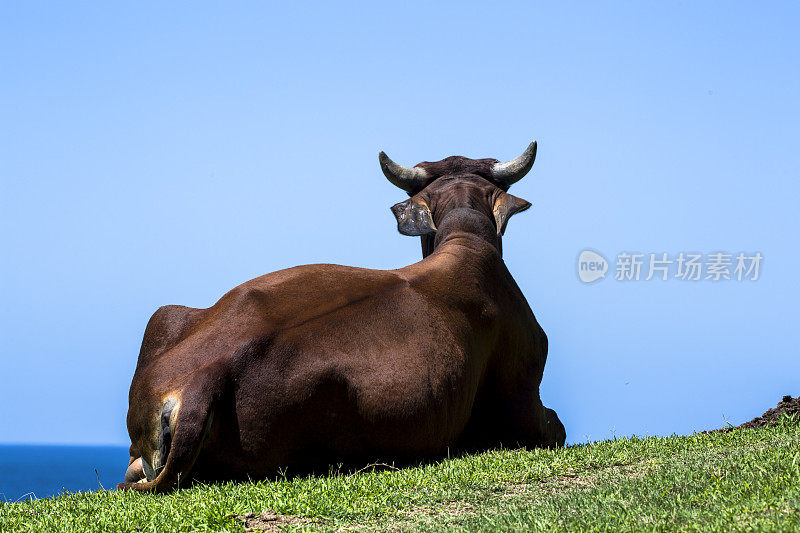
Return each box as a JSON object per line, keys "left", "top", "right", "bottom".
{"left": 738, "top": 395, "right": 800, "bottom": 429}
{"left": 709, "top": 395, "right": 799, "bottom": 433}
{"left": 231, "top": 510, "right": 323, "bottom": 532}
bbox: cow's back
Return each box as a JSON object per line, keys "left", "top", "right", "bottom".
{"left": 224, "top": 263, "right": 486, "bottom": 466}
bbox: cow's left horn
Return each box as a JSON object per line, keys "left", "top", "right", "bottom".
{"left": 491, "top": 141, "right": 537, "bottom": 188}
{"left": 379, "top": 151, "right": 429, "bottom": 194}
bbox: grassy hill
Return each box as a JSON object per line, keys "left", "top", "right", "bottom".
{"left": 1, "top": 417, "right": 798, "bottom": 532}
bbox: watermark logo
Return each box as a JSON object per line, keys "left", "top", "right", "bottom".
{"left": 577, "top": 250, "right": 608, "bottom": 283}
{"left": 578, "top": 250, "right": 762, "bottom": 283}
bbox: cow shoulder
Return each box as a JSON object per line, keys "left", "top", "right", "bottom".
{"left": 135, "top": 305, "right": 201, "bottom": 370}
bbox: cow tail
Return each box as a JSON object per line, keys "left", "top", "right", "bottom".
{"left": 117, "top": 362, "right": 226, "bottom": 493}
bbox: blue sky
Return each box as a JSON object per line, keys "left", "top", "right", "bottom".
{"left": 1, "top": 2, "right": 798, "bottom": 445}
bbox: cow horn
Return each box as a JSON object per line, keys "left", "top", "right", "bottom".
{"left": 491, "top": 141, "right": 537, "bottom": 187}
{"left": 379, "top": 151, "right": 429, "bottom": 194}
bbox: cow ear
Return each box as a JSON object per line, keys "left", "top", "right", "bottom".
{"left": 492, "top": 192, "right": 531, "bottom": 236}
{"left": 391, "top": 198, "right": 437, "bottom": 236}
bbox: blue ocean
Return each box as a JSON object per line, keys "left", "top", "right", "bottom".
{"left": 0, "top": 445, "right": 130, "bottom": 502}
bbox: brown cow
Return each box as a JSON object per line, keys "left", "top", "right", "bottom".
{"left": 118, "top": 142, "right": 565, "bottom": 492}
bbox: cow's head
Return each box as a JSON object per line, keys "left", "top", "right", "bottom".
{"left": 381, "top": 142, "right": 536, "bottom": 258}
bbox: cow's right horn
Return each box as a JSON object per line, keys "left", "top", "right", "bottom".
{"left": 379, "top": 151, "right": 429, "bottom": 194}
{"left": 491, "top": 141, "right": 537, "bottom": 188}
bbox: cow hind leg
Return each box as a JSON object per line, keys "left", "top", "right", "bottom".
{"left": 540, "top": 407, "right": 566, "bottom": 448}
{"left": 512, "top": 398, "right": 566, "bottom": 449}
{"left": 461, "top": 386, "right": 565, "bottom": 450}
{"left": 117, "top": 363, "right": 226, "bottom": 493}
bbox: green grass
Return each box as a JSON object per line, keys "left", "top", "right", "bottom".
{"left": 2, "top": 417, "right": 799, "bottom": 532}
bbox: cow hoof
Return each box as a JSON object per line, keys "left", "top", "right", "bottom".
{"left": 124, "top": 457, "right": 146, "bottom": 483}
